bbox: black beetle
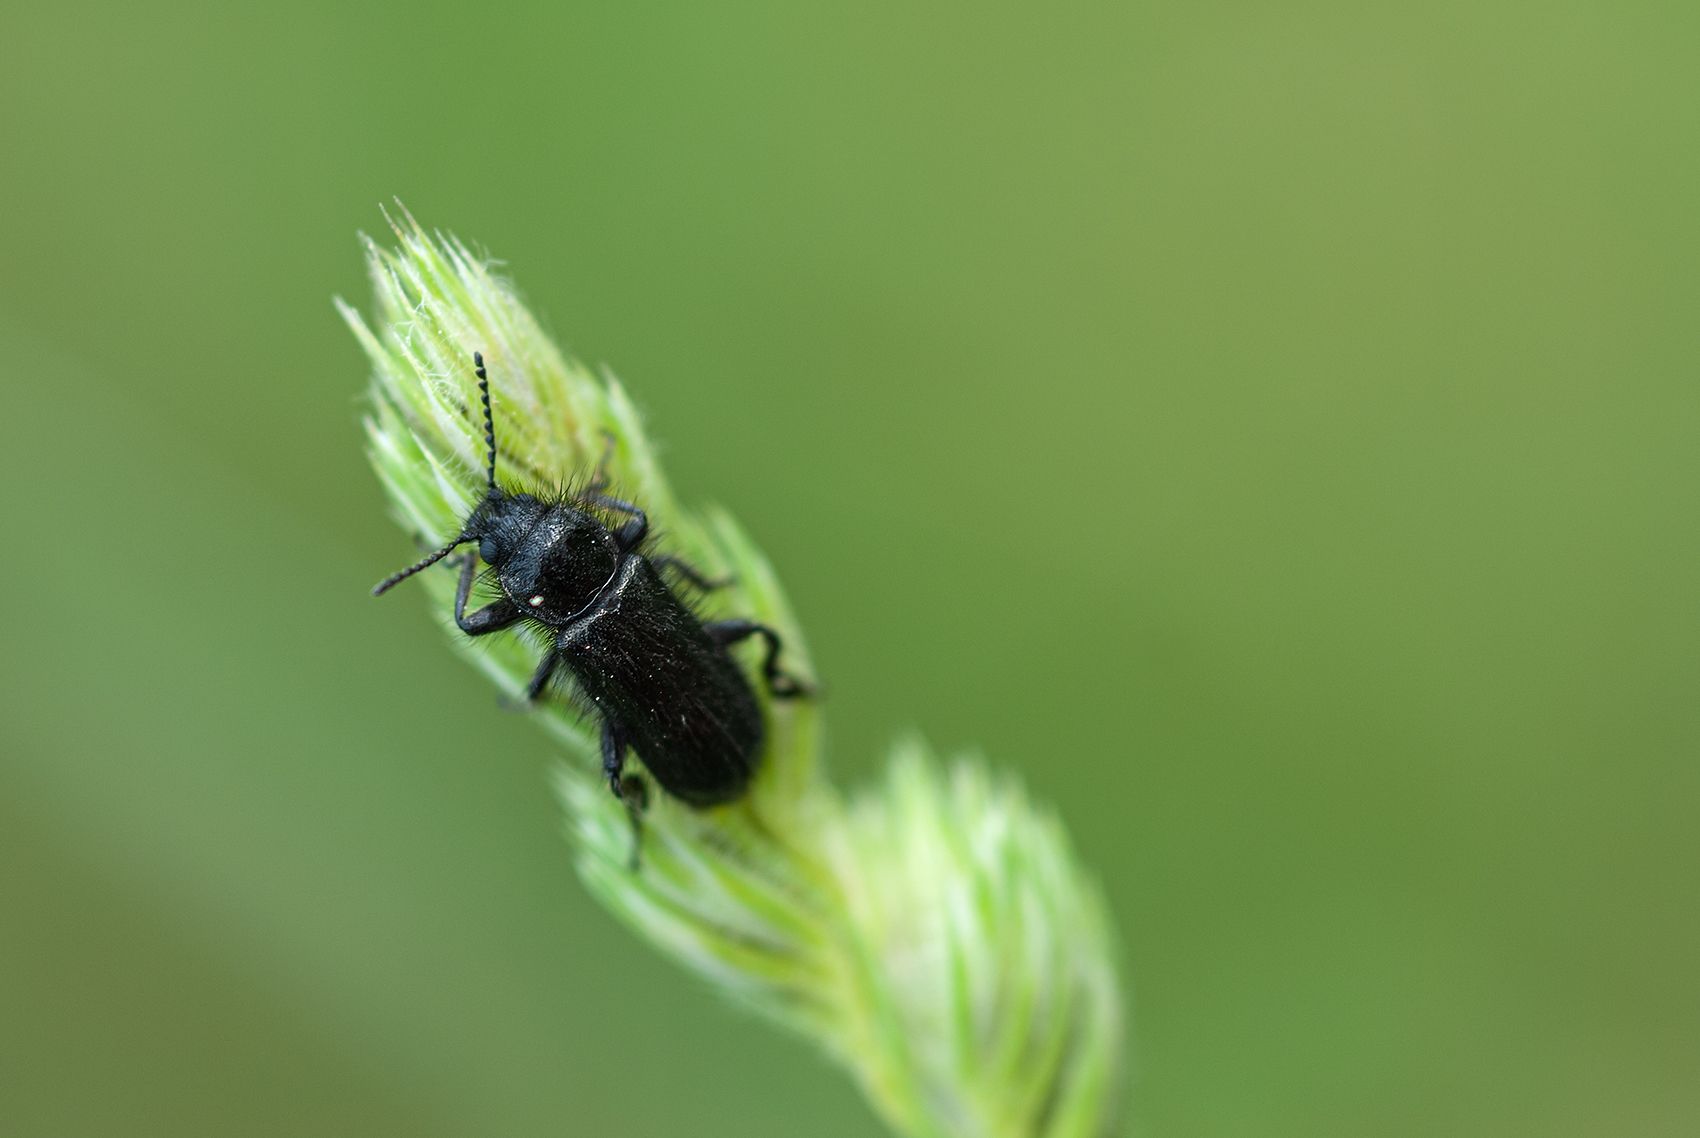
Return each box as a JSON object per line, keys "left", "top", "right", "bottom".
{"left": 373, "top": 353, "right": 809, "bottom": 860}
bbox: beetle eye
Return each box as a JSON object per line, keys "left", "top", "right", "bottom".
{"left": 478, "top": 536, "right": 499, "bottom": 564}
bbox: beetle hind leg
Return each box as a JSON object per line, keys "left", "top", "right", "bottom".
{"left": 707, "top": 619, "right": 814, "bottom": 699}
{"left": 600, "top": 719, "right": 648, "bottom": 871}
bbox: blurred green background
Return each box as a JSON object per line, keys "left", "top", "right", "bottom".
{"left": 3, "top": 2, "right": 1696, "bottom": 1135}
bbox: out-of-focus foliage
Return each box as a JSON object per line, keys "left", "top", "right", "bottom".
{"left": 3, "top": 1, "right": 1696, "bottom": 1135}
{"left": 346, "top": 217, "right": 1123, "bottom": 1138}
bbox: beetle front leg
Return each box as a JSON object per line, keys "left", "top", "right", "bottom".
{"left": 601, "top": 719, "right": 648, "bottom": 870}
{"left": 452, "top": 553, "right": 522, "bottom": 635}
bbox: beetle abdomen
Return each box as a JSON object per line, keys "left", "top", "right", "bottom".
{"left": 558, "top": 558, "right": 763, "bottom": 805}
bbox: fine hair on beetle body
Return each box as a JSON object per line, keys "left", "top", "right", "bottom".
{"left": 373, "top": 352, "right": 812, "bottom": 868}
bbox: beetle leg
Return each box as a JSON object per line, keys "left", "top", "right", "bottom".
{"left": 583, "top": 429, "right": 618, "bottom": 493}
{"left": 619, "top": 773, "right": 650, "bottom": 873}
{"left": 652, "top": 555, "right": 732, "bottom": 594}
{"left": 707, "top": 619, "right": 813, "bottom": 699}
{"left": 453, "top": 553, "right": 522, "bottom": 635}
{"left": 579, "top": 491, "right": 648, "bottom": 550}
{"left": 601, "top": 719, "right": 647, "bottom": 870}
{"left": 523, "top": 648, "right": 561, "bottom": 703}
{"left": 577, "top": 435, "right": 650, "bottom": 548}
{"left": 599, "top": 717, "right": 627, "bottom": 795}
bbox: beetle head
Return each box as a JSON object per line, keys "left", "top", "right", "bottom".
{"left": 371, "top": 350, "right": 514, "bottom": 597}
{"left": 462, "top": 490, "right": 546, "bottom": 570}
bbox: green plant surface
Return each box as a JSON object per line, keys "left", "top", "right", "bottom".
{"left": 341, "top": 212, "right": 1127, "bottom": 1138}
{"left": 9, "top": 6, "right": 1697, "bottom": 1133}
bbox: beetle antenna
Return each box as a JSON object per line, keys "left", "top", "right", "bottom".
{"left": 474, "top": 351, "right": 497, "bottom": 493}
{"left": 371, "top": 536, "right": 465, "bottom": 596}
